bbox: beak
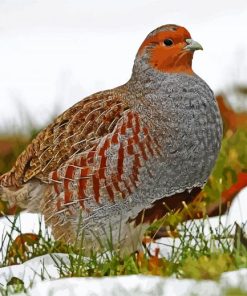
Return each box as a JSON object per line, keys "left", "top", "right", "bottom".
{"left": 184, "top": 39, "right": 203, "bottom": 51}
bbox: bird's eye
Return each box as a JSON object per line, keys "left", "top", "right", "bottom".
{"left": 163, "top": 39, "right": 173, "bottom": 46}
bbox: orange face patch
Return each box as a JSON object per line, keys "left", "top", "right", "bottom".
{"left": 138, "top": 26, "right": 194, "bottom": 75}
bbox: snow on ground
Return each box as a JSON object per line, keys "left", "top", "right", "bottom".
{"left": 2, "top": 263, "right": 247, "bottom": 296}
{"left": 22, "top": 269, "right": 247, "bottom": 296}
{"left": 15, "top": 273, "right": 227, "bottom": 296}
{"left": 0, "top": 187, "right": 247, "bottom": 294}
{"left": 0, "top": 253, "right": 70, "bottom": 287}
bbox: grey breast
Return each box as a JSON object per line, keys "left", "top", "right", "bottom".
{"left": 132, "top": 72, "right": 223, "bottom": 196}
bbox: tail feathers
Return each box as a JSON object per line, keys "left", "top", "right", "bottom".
{"left": 0, "top": 170, "right": 21, "bottom": 188}
{"left": 0, "top": 180, "right": 45, "bottom": 212}
{"left": 0, "top": 171, "right": 26, "bottom": 209}
{"left": 0, "top": 185, "right": 18, "bottom": 208}
{"left": 0, "top": 171, "right": 19, "bottom": 208}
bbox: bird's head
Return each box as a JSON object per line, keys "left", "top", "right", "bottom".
{"left": 135, "top": 24, "right": 203, "bottom": 76}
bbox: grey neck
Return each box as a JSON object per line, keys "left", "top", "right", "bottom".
{"left": 128, "top": 56, "right": 196, "bottom": 94}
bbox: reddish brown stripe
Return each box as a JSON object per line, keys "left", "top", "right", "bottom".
{"left": 78, "top": 167, "right": 90, "bottom": 208}
{"left": 133, "top": 134, "right": 139, "bottom": 144}
{"left": 121, "top": 191, "right": 126, "bottom": 199}
{"left": 127, "top": 144, "right": 134, "bottom": 155}
{"left": 93, "top": 174, "right": 100, "bottom": 203}
{"left": 87, "top": 150, "right": 96, "bottom": 164}
{"left": 51, "top": 171, "right": 59, "bottom": 181}
{"left": 117, "top": 143, "right": 124, "bottom": 179}
{"left": 52, "top": 171, "right": 60, "bottom": 195}
{"left": 133, "top": 113, "right": 141, "bottom": 134}
{"left": 111, "top": 132, "right": 119, "bottom": 144}
{"left": 99, "top": 138, "right": 110, "bottom": 156}
{"left": 133, "top": 154, "right": 141, "bottom": 168}
{"left": 64, "top": 190, "right": 73, "bottom": 204}
{"left": 63, "top": 165, "right": 75, "bottom": 204}
{"left": 127, "top": 139, "right": 134, "bottom": 155}
{"left": 80, "top": 167, "right": 90, "bottom": 177}
{"left": 120, "top": 121, "right": 127, "bottom": 135}
{"left": 78, "top": 188, "right": 86, "bottom": 208}
{"left": 64, "top": 165, "right": 75, "bottom": 184}
{"left": 127, "top": 112, "right": 134, "bottom": 128}
{"left": 56, "top": 198, "right": 62, "bottom": 211}
{"left": 143, "top": 127, "right": 149, "bottom": 135}
{"left": 98, "top": 138, "right": 110, "bottom": 179}
{"left": 80, "top": 157, "right": 87, "bottom": 167}
{"left": 106, "top": 184, "right": 115, "bottom": 201}
{"left": 97, "top": 167, "right": 105, "bottom": 179}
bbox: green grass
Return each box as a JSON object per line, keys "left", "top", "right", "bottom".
{"left": 225, "top": 288, "right": 247, "bottom": 296}
{"left": 1, "top": 210, "right": 247, "bottom": 294}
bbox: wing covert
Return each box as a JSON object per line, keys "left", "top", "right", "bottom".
{"left": 48, "top": 111, "right": 162, "bottom": 214}
{"left": 0, "top": 89, "right": 129, "bottom": 187}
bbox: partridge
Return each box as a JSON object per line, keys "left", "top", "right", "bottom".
{"left": 0, "top": 25, "right": 222, "bottom": 254}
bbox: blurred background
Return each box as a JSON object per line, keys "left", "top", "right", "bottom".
{"left": 0, "top": 0, "right": 247, "bottom": 217}
{"left": 0, "top": 0, "right": 247, "bottom": 128}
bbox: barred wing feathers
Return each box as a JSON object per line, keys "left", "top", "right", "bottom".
{"left": 0, "top": 89, "right": 129, "bottom": 187}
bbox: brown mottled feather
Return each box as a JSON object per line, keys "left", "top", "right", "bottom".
{"left": 0, "top": 88, "right": 129, "bottom": 187}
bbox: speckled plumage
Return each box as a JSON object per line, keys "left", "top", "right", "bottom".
{"left": 0, "top": 24, "right": 222, "bottom": 254}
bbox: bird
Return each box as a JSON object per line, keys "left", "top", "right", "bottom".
{"left": 0, "top": 24, "right": 223, "bottom": 255}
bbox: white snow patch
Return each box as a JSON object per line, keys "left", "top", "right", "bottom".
{"left": 0, "top": 253, "right": 70, "bottom": 287}
{"left": 221, "top": 268, "right": 247, "bottom": 291}
{"left": 19, "top": 275, "right": 220, "bottom": 296}
{"left": 226, "top": 187, "right": 247, "bottom": 227}
{"left": 21, "top": 269, "right": 247, "bottom": 296}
